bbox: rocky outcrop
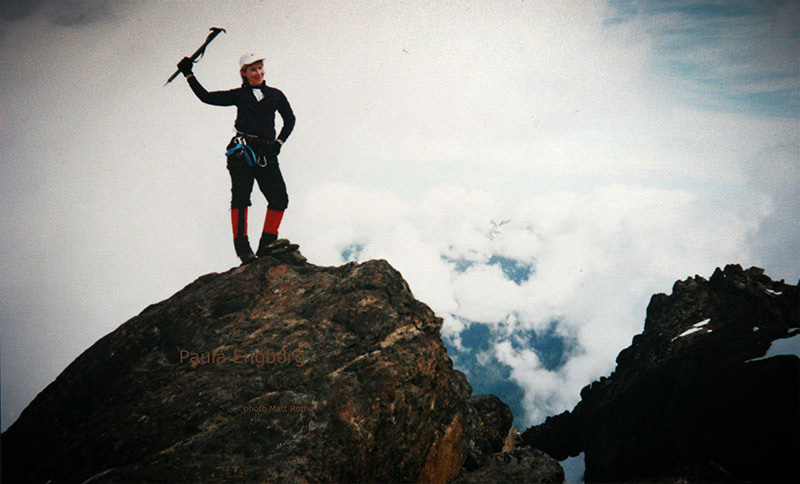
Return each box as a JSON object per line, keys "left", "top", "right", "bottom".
{"left": 452, "top": 447, "right": 565, "bottom": 484}
{"left": 523, "top": 264, "right": 800, "bottom": 482}
{"left": 1, "top": 252, "right": 559, "bottom": 483}
{"left": 462, "top": 394, "right": 514, "bottom": 471}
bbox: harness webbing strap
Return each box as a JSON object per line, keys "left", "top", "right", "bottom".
{"left": 226, "top": 143, "right": 260, "bottom": 167}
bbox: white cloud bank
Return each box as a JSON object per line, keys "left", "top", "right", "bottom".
{"left": 291, "top": 180, "right": 772, "bottom": 425}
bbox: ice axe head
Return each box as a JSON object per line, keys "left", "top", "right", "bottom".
{"left": 189, "top": 27, "right": 228, "bottom": 62}
{"left": 195, "top": 27, "right": 226, "bottom": 60}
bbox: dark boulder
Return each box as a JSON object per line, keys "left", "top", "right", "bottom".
{"left": 452, "top": 447, "right": 564, "bottom": 484}
{"left": 2, "top": 254, "right": 525, "bottom": 483}
{"left": 462, "top": 394, "right": 515, "bottom": 471}
{"left": 523, "top": 265, "right": 799, "bottom": 482}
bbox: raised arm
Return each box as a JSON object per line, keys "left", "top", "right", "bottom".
{"left": 186, "top": 76, "right": 237, "bottom": 106}
{"left": 178, "top": 57, "right": 237, "bottom": 107}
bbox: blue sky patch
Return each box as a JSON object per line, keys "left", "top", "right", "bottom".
{"left": 488, "top": 255, "right": 534, "bottom": 284}
{"left": 341, "top": 243, "right": 365, "bottom": 262}
{"left": 510, "top": 324, "right": 576, "bottom": 371}
{"left": 441, "top": 255, "right": 475, "bottom": 273}
{"left": 458, "top": 321, "right": 493, "bottom": 352}
{"left": 442, "top": 254, "right": 534, "bottom": 284}
{"left": 445, "top": 319, "right": 576, "bottom": 424}
{"left": 447, "top": 342, "right": 526, "bottom": 425}
{"left": 606, "top": 0, "right": 800, "bottom": 119}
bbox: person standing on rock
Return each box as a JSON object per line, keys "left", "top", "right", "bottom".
{"left": 177, "top": 53, "right": 296, "bottom": 265}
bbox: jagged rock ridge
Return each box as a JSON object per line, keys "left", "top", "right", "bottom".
{"left": 2, "top": 254, "right": 561, "bottom": 483}
{"left": 523, "top": 264, "right": 800, "bottom": 482}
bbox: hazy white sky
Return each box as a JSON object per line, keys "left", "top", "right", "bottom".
{"left": 1, "top": 0, "right": 798, "bottom": 430}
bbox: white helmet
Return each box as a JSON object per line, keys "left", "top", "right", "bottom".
{"left": 239, "top": 53, "right": 265, "bottom": 70}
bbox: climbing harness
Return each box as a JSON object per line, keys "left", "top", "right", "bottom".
{"left": 226, "top": 135, "right": 270, "bottom": 167}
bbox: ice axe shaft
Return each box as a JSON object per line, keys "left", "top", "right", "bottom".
{"left": 165, "top": 27, "right": 226, "bottom": 86}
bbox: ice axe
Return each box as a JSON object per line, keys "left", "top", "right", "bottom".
{"left": 165, "top": 27, "right": 226, "bottom": 86}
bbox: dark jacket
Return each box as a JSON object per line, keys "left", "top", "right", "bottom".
{"left": 187, "top": 77, "right": 295, "bottom": 142}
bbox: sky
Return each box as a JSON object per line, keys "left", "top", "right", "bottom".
{"left": 1, "top": 0, "right": 798, "bottom": 433}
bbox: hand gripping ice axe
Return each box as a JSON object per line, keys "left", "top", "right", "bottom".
{"left": 165, "top": 27, "right": 226, "bottom": 86}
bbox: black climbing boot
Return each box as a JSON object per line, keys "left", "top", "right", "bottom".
{"left": 256, "top": 232, "right": 278, "bottom": 257}
{"left": 234, "top": 236, "right": 256, "bottom": 265}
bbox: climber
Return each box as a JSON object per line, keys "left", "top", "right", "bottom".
{"left": 177, "top": 53, "right": 296, "bottom": 264}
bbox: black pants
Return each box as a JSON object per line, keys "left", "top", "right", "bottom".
{"left": 227, "top": 149, "right": 288, "bottom": 211}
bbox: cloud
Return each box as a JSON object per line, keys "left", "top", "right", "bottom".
{"left": 290, "top": 181, "right": 771, "bottom": 425}
{"left": 609, "top": 0, "right": 800, "bottom": 117}
{"left": 0, "top": 0, "right": 45, "bottom": 22}
{"left": 0, "top": 0, "right": 119, "bottom": 26}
